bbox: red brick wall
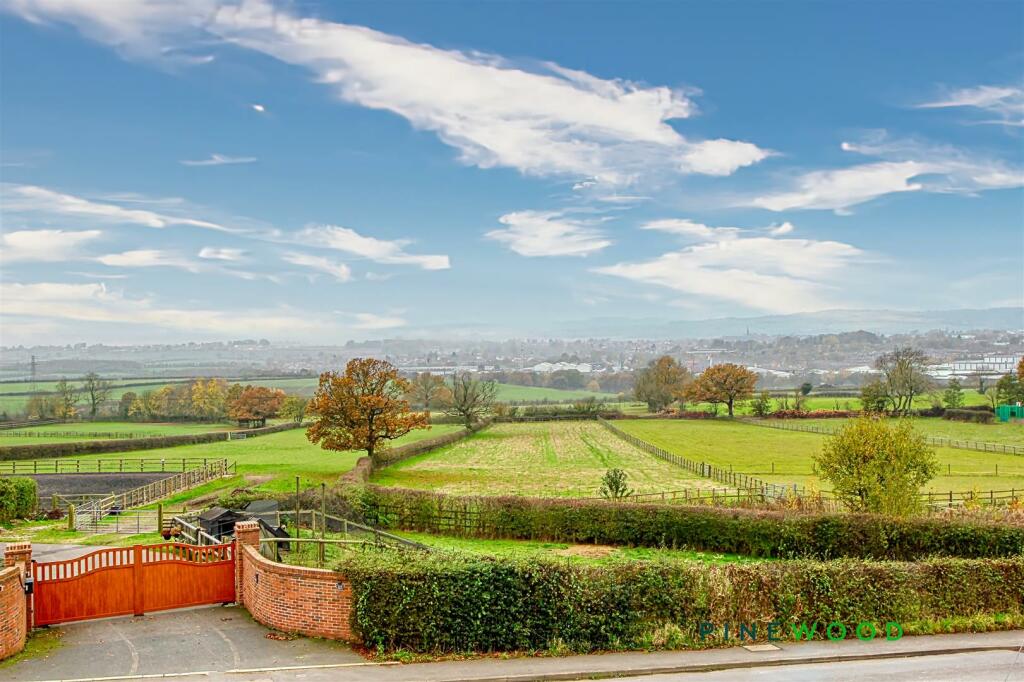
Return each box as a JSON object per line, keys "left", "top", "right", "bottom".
{"left": 238, "top": 545, "right": 354, "bottom": 641}
{"left": 0, "top": 566, "right": 26, "bottom": 661}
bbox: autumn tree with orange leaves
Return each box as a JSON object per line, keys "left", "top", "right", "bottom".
{"left": 685, "top": 363, "right": 758, "bottom": 417}
{"left": 307, "top": 358, "right": 429, "bottom": 463}
{"left": 227, "top": 385, "right": 286, "bottom": 427}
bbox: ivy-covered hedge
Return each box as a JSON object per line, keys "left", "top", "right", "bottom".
{"left": 0, "top": 420, "right": 305, "bottom": 460}
{"left": 340, "top": 552, "right": 1024, "bottom": 653}
{"left": 355, "top": 487, "right": 1024, "bottom": 560}
{"left": 0, "top": 477, "right": 37, "bottom": 522}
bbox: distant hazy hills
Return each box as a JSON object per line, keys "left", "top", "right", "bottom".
{"left": 552, "top": 307, "right": 1024, "bottom": 338}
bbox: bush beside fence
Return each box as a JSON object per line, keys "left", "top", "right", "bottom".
{"left": 354, "top": 486, "right": 1024, "bottom": 560}
{"left": 340, "top": 552, "right": 1024, "bottom": 653}
{"left": 0, "top": 477, "right": 36, "bottom": 522}
{"left": 0, "top": 420, "right": 305, "bottom": 460}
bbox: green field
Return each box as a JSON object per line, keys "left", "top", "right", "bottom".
{"left": 235, "top": 377, "right": 618, "bottom": 403}
{"left": 372, "top": 421, "right": 718, "bottom": 497}
{"left": 772, "top": 417, "right": 1024, "bottom": 447}
{"left": 0, "top": 421, "right": 228, "bottom": 444}
{"left": 394, "top": 532, "right": 766, "bottom": 564}
{"left": 614, "top": 419, "right": 1024, "bottom": 494}
{"left": 685, "top": 390, "right": 991, "bottom": 416}
{"left": 11, "top": 425, "right": 460, "bottom": 503}
{"left": 492, "top": 383, "right": 618, "bottom": 402}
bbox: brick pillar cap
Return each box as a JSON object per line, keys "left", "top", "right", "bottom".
{"left": 235, "top": 520, "right": 260, "bottom": 532}
{"left": 4, "top": 542, "right": 31, "bottom": 552}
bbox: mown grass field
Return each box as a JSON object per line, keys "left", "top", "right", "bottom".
{"left": 0, "top": 420, "right": 228, "bottom": 444}
{"left": 371, "top": 421, "right": 718, "bottom": 497}
{"left": 614, "top": 419, "right": 1024, "bottom": 494}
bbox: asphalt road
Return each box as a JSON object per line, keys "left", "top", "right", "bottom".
{"left": 615, "top": 650, "right": 1023, "bottom": 681}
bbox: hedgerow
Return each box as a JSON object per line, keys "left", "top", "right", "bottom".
{"left": 944, "top": 409, "right": 995, "bottom": 424}
{"left": 0, "top": 477, "right": 37, "bottom": 522}
{"left": 339, "top": 552, "right": 1024, "bottom": 653}
{"left": 353, "top": 486, "right": 1024, "bottom": 560}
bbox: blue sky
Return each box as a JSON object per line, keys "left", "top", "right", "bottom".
{"left": 1, "top": 0, "right": 1021, "bottom": 344}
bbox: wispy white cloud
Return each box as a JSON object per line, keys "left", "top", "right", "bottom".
{"left": 751, "top": 161, "right": 932, "bottom": 212}
{"left": 748, "top": 133, "right": 1024, "bottom": 212}
{"left": 180, "top": 153, "right": 257, "bottom": 166}
{"left": 597, "top": 219, "right": 863, "bottom": 313}
{"left": 281, "top": 251, "right": 352, "bottom": 282}
{"left": 294, "top": 224, "right": 449, "bottom": 270}
{"left": 1, "top": 229, "right": 102, "bottom": 262}
{"left": 2, "top": 184, "right": 230, "bottom": 231}
{"left": 198, "top": 246, "right": 246, "bottom": 261}
{"left": 97, "top": 249, "right": 203, "bottom": 272}
{"left": 917, "top": 84, "right": 1024, "bottom": 127}
{"left": 4, "top": 0, "right": 769, "bottom": 186}
{"left": 0, "top": 281, "right": 331, "bottom": 337}
{"left": 640, "top": 219, "right": 741, "bottom": 241}
{"left": 486, "top": 210, "right": 612, "bottom": 257}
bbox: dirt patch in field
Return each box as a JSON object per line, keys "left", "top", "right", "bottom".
{"left": 244, "top": 475, "right": 273, "bottom": 485}
{"left": 553, "top": 544, "right": 617, "bottom": 559}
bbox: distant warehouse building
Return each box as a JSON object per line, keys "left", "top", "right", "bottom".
{"left": 927, "top": 355, "right": 1022, "bottom": 381}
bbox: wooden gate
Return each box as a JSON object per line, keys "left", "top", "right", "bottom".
{"left": 32, "top": 543, "right": 235, "bottom": 626}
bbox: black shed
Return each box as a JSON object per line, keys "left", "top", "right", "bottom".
{"left": 197, "top": 506, "right": 245, "bottom": 539}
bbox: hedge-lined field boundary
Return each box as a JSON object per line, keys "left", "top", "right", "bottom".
{"left": 340, "top": 552, "right": 1024, "bottom": 653}
{"left": 353, "top": 486, "right": 1024, "bottom": 560}
{"left": 0, "top": 421, "right": 306, "bottom": 460}
{"left": 341, "top": 421, "right": 491, "bottom": 484}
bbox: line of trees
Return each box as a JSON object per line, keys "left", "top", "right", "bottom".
{"left": 633, "top": 356, "right": 759, "bottom": 416}
{"left": 24, "top": 375, "right": 301, "bottom": 424}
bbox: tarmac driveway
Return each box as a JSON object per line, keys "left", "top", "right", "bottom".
{"left": 3, "top": 604, "right": 364, "bottom": 681}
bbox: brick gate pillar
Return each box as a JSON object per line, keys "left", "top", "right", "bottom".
{"left": 234, "top": 520, "right": 260, "bottom": 604}
{"left": 3, "top": 543, "right": 31, "bottom": 577}
{"left": 3, "top": 542, "right": 32, "bottom": 631}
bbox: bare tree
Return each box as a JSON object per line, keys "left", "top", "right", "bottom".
{"left": 874, "top": 347, "right": 933, "bottom": 416}
{"left": 444, "top": 372, "right": 497, "bottom": 427}
{"left": 82, "top": 372, "right": 113, "bottom": 418}
{"left": 54, "top": 378, "right": 80, "bottom": 420}
{"left": 407, "top": 372, "right": 448, "bottom": 416}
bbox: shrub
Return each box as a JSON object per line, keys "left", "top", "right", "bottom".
{"left": 353, "top": 486, "right": 1024, "bottom": 560}
{"left": 943, "top": 409, "right": 995, "bottom": 424}
{"left": 815, "top": 418, "right": 938, "bottom": 516}
{"left": 0, "top": 477, "right": 37, "bottom": 522}
{"left": 340, "top": 552, "right": 1024, "bottom": 653}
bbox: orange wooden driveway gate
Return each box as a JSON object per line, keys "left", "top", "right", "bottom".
{"left": 32, "top": 543, "right": 235, "bottom": 626}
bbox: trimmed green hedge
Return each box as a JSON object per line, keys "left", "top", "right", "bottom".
{"left": 0, "top": 477, "right": 37, "bottom": 522}
{"left": 355, "top": 487, "right": 1024, "bottom": 560}
{"left": 944, "top": 409, "right": 995, "bottom": 424}
{"left": 340, "top": 552, "right": 1024, "bottom": 653}
{"left": 0, "top": 421, "right": 304, "bottom": 460}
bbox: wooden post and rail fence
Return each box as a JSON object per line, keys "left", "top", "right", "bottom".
{"left": 739, "top": 418, "right": 1024, "bottom": 456}
{"left": 66, "top": 459, "right": 234, "bottom": 533}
